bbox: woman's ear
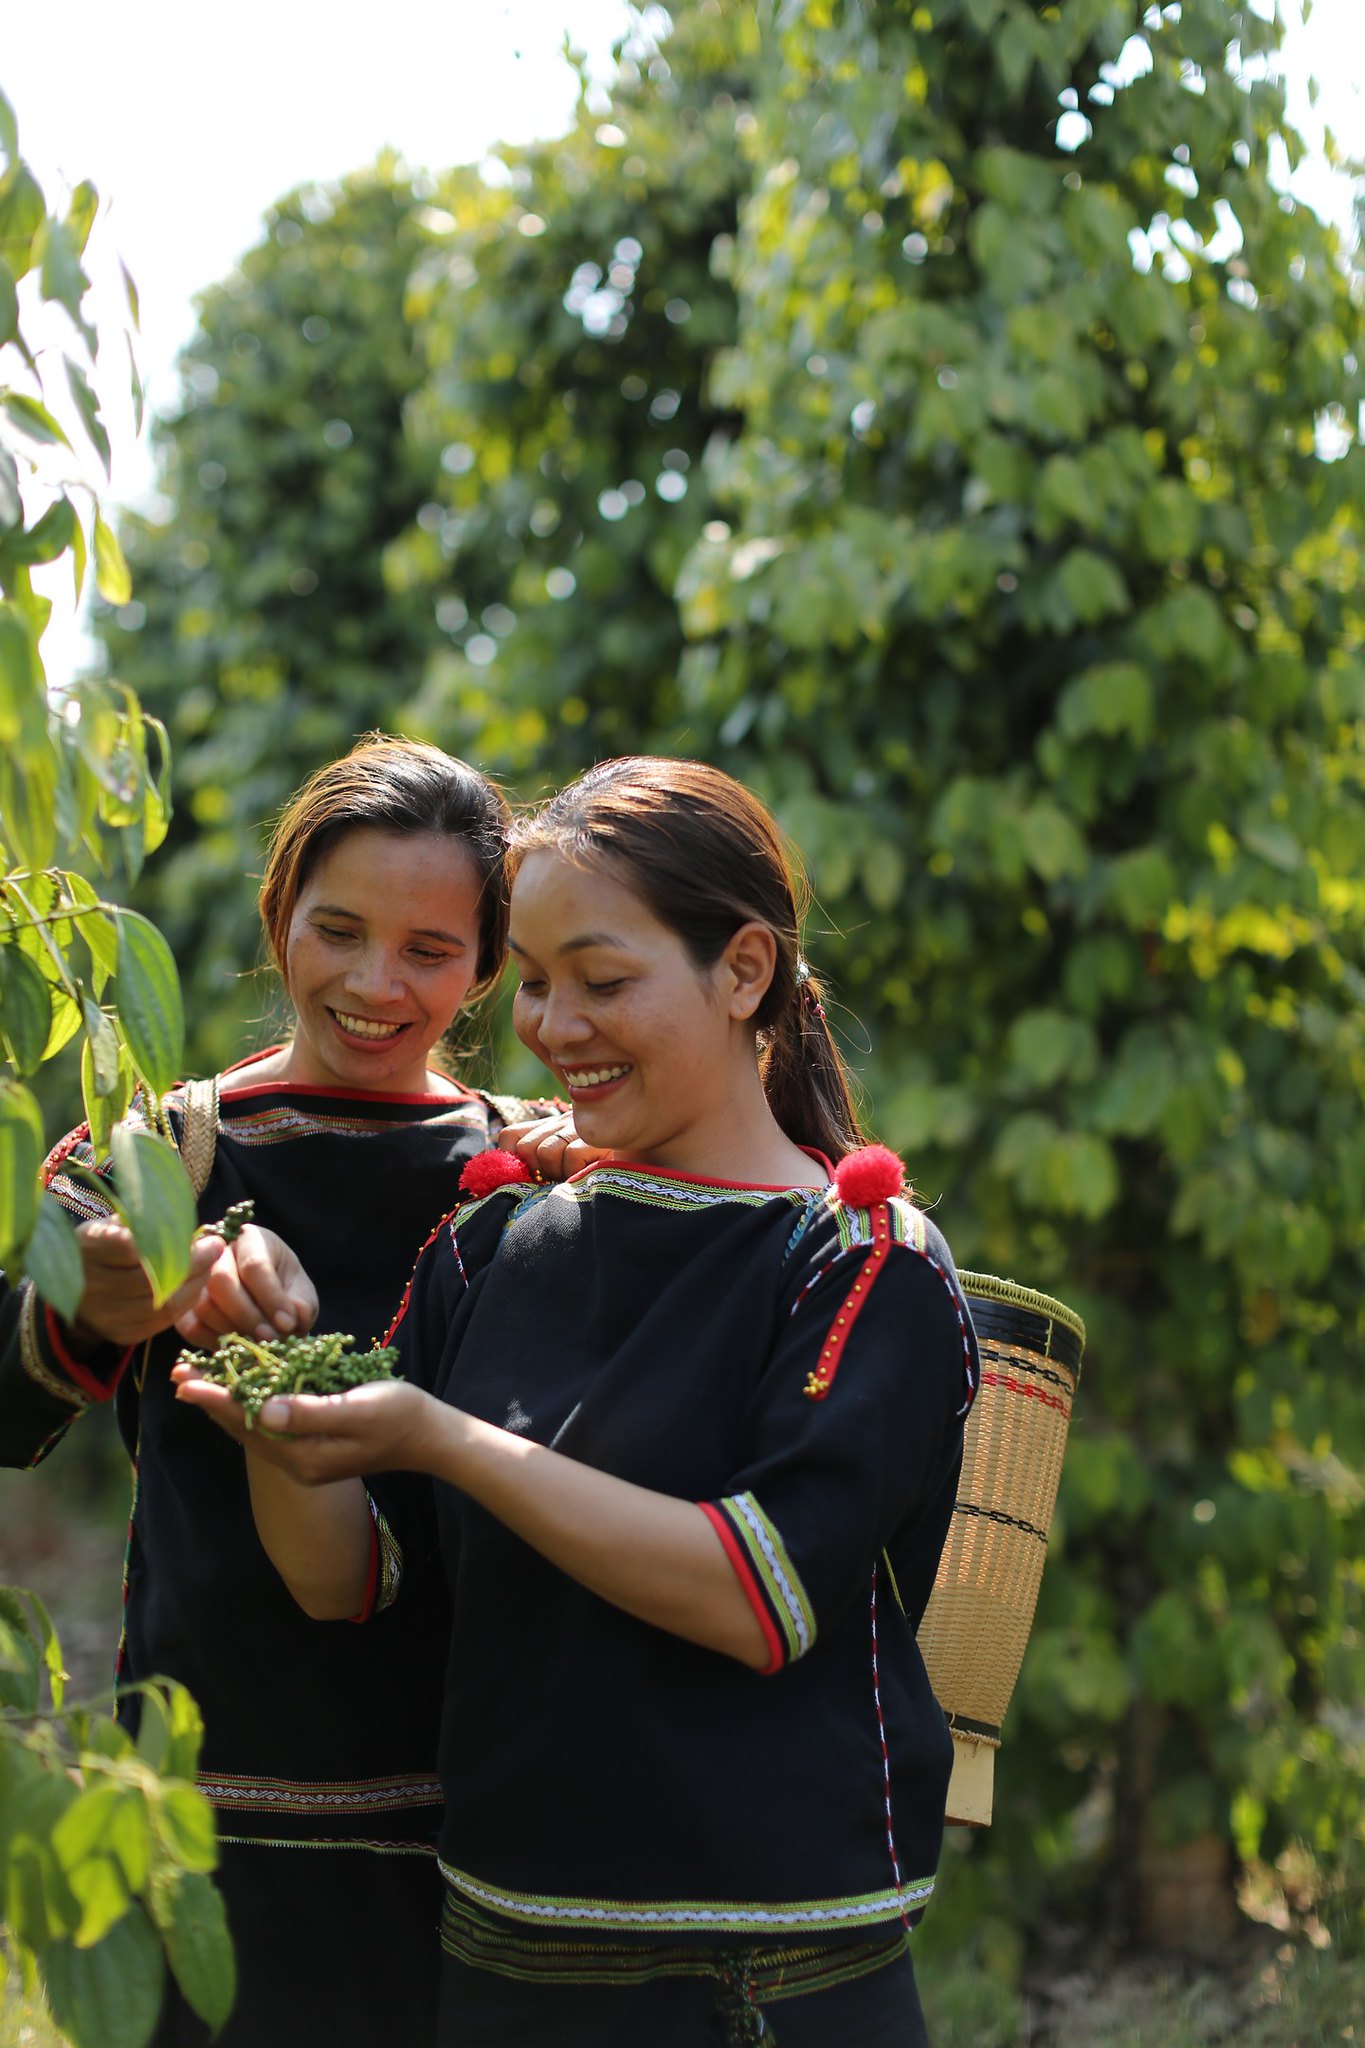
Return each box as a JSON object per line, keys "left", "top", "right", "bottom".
{"left": 721, "top": 921, "right": 778, "bottom": 1022}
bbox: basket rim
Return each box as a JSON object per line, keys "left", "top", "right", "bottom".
{"left": 958, "top": 1269, "right": 1086, "bottom": 1349}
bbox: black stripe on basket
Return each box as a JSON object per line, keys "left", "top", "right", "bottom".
{"left": 944, "top": 1711, "right": 1002, "bottom": 1744}
{"left": 952, "top": 1501, "right": 1050, "bottom": 1546}
{"left": 965, "top": 1297, "right": 1084, "bottom": 1378}
{"left": 975, "top": 1341, "right": 1075, "bottom": 1398}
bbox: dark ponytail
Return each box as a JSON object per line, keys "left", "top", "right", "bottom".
{"left": 511, "top": 757, "right": 865, "bottom": 1161}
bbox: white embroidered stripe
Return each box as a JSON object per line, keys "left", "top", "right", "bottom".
{"left": 729, "top": 1492, "right": 813, "bottom": 1658}
{"left": 439, "top": 1860, "right": 934, "bottom": 1930}
{"left": 561, "top": 1171, "right": 800, "bottom": 1211}
{"left": 218, "top": 1835, "right": 436, "bottom": 1855}
{"left": 200, "top": 1777, "right": 441, "bottom": 1810}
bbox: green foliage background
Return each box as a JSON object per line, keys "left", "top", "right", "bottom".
{"left": 94, "top": 0, "right": 1364, "bottom": 1956}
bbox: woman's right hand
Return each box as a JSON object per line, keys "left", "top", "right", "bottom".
{"left": 174, "top": 1225, "right": 319, "bottom": 1348}
{"left": 67, "top": 1219, "right": 224, "bottom": 1350}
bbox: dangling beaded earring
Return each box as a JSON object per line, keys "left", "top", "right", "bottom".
{"left": 795, "top": 956, "right": 826, "bottom": 1023}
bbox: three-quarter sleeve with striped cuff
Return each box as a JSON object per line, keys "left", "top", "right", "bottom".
{"left": 701, "top": 1197, "right": 976, "bottom": 1675}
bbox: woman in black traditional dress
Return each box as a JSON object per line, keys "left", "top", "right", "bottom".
{"left": 0, "top": 734, "right": 551, "bottom": 2048}
{"left": 178, "top": 757, "right": 978, "bottom": 2048}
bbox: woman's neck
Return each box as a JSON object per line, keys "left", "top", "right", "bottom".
{"left": 217, "top": 1044, "right": 461, "bottom": 1099}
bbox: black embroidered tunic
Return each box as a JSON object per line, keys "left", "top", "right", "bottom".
{"left": 380, "top": 1158, "right": 978, "bottom": 1960}
{"left": 0, "top": 1064, "right": 509, "bottom": 2048}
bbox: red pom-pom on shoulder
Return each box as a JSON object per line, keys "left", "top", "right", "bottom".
{"left": 833, "top": 1144, "right": 905, "bottom": 1208}
{"left": 459, "top": 1149, "right": 533, "bottom": 1198}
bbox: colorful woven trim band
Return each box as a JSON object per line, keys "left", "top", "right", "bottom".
{"left": 440, "top": 1887, "right": 910, "bottom": 1995}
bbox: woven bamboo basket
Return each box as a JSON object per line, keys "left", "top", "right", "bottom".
{"left": 917, "top": 1271, "right": 1085, "bottom": 1827}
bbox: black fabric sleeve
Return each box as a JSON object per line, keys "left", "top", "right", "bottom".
{"left": 701, "top": 1207, "right": 976, "bottom": 1674}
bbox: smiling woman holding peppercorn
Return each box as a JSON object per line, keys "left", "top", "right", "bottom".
{"left": 178, "top": 757, "right": 979, "bottom": 2048}
{"left": 0, "top": 734, "right": 569, "bottom": 2048}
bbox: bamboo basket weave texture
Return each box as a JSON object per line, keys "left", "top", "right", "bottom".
{"left": 917, "top": 1270, "right": 1085, "bottom": 1826}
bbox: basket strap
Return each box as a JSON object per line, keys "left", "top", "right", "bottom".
{"left": 804, "top": 1204, "right": 893, "bottom": 1401}
{"left": 176, "top": 1075, "right": 221, "bottom": 1199}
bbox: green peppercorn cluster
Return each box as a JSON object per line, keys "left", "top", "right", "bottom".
{"left": 178, "top": 1332, "right": 399, "bottom": 1427}
{"left": 194, "top": 1199, "right": 255, "bottom": 1243}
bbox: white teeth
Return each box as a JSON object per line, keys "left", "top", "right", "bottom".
{"left": 565, "top": 1065, "right": 630, "bottom": 1088}
{"left": 335, "top": 1012, "right": 403, "bottom": 1041}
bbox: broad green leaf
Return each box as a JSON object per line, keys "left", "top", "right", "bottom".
{"left": 0, "top": 86, "right": 16, "bottom": 162}
{"left": 0, "top": 256, "right": 16, "bottom": 350}
{"left": 65, "top": 359, "right": 110, "bottom": 477}
{"left": 109, "top": 1124, "right": 195, "bottom": 1305}
{"left": 71, "top": 504, "right": 88, "bottom": 600}
{"left": 66, "top": 180, "right": 98, "bottom": 256}
{"left": 152, "top": 1787, "right": 218, "bottom": 1875}
{"left": 115, "top": 910, "right": 184, "bottom": 1094}
{"left": 0, "top": 439, "right": 19, "bottom": 528}
{"left": 51, "top": 1784, "right": 129, "bottom": 1872}
{"left": 164, "top": 1870, "right": 236, "bottom": 2030}
{"left": 82, "top": 1033, "right": 134, "bottom": 1156}
{"left": 0, "top": 938, "right": 53, "bottom": 1070}
{"left": 127, "top": 334, "right": 145, "bottom": 435}
{"left": 38, "top": 215, "right": 90, "bottom": 328}
{"left": 0, "top": 163, "right": 44, "bottom": 277}
{"left": 0, "top": 1610, "right": 40, "bottom": 1711}
{"left": 44, "top": 982, "right": 84, "bottom": 1060}
{"left": 25, "top": 1190, "right": 85, "bottom": 1322}
{"left": 14, "top": 1582, "right": 66, "bottom": 1710}
{"left": 64, "top": 1853, "right": 131, "bottom": 1949}
{"left": 81, "top": 994, "right": 121, "bottom": 1097}
{"left": 141, "top": 716, "right": 172, "bottom": 854}
{"left": 164, "top": 1682, "right": 206, "bottom": 1781}
{"left": 120, "top": 258, "right": 140, "bottom": 331}
{"left": 0, "top": 598, "right": 42, "bottom": 743}
{"left": 93, "top": 511, "right": 131, "bottom": 604}
{"left": 0, "top": 1076, "right": 44, "bottom": 1256}
{"left": 4, "top": 493, "right": 76, "bottom": 565}
{"left": 42, "top": 1904, "right": 165, "bottom": 2048}
{"left": 65, "top": 874, "right": 118, "bottom": 991}
{"left": 1020, "top": 799, "right": 1087, "bottom": 881}
{"left": 0, "top": 389, "right": 70, "bottom": 448}
{"left": 134, "top": 1683, "right": 170, "bottom": 1772}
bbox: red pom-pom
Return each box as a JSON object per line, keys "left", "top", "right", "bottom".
{"left": 834, "top": 1144, "right": 905, "bottom": 1208}
{"left": 459, "top": 1149, "right": 533, "bottom": 1198}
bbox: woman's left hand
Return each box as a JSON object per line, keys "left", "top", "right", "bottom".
{"left": 172, "top": 1368, "right": 440, "bottom": 1485}
{"left": 174, "top": 1225, "right": 319, "bottom": 1347}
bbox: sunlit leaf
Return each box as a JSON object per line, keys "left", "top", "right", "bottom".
{"left": 0, "top": 86, "right": 17, "bottom": 162}
{"left": 81, "top": 994, "right": 121, "bottom": 1097}
{"left": 0, "top": 389, "right": 70, "bottom": 449}
{"left": 66, "top": 180, "right": 98, "bottom": 257}
{"left": 0, "top": 255, "right": 17, "bottom": 349}
{"left": 93, "top": 511, "right": 131, "bottom": 604}
{"left": 115, "top": 909, "right": 183, "bottom": 1095}
{"left": 81, "top": 1033, "right": 134, "bottom": 1156}
{"left": 127, "top": 333, "right": 144, "bottom": 434}
{"left": 4, "top": 493, "right": 76, "bottom": 564}
{"left": 120, "top": 257, "right": 140, "bottom": 332}
{"left": 65, "top": 358, "right": 110, "bottom": 475}
{"left": 109, "top": 1123, "right": 195, "bottom": 1305}
{"left": 0, "top": 940, "right": 54, "bottom": 1071}
{"left": 38, "top": 214, "right": 90, "bottom": 329}
{"left": 0, "top": 1076, "right": 44, "bottom": 1257}
{"left": 152, "top": 1787, "right": 218, "bottom": 1875}
{"left": 0, "top": 162, "right": 44, "bottom": 278}
{"left": 71, "top": 502, "right": 88, "bottom": 599}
